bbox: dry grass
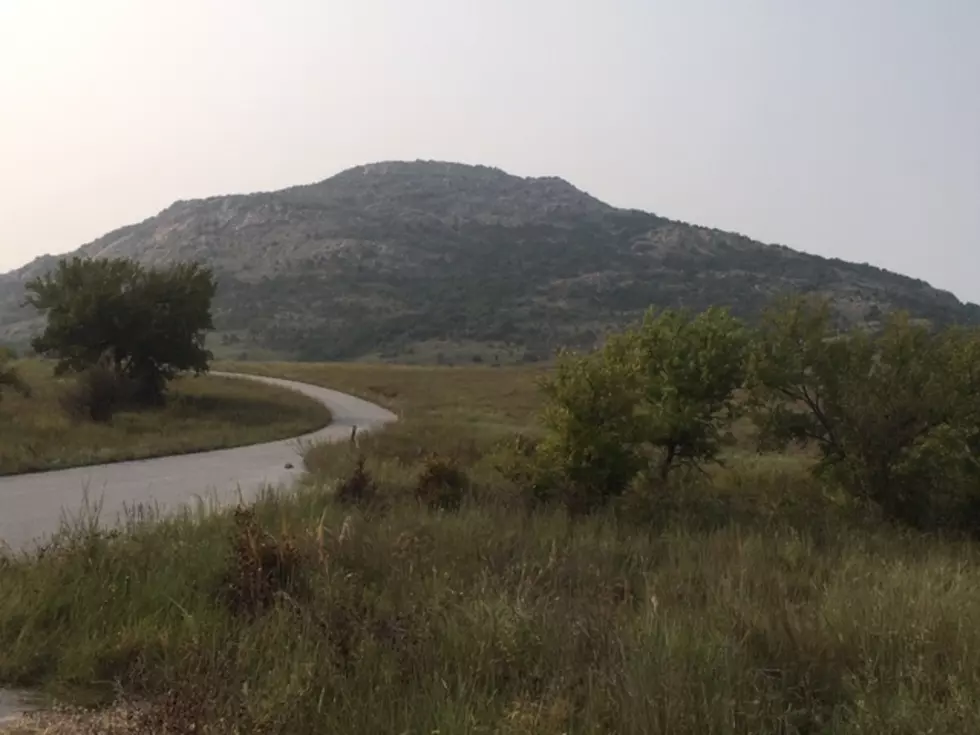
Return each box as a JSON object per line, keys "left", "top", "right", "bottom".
{"left": 1, "top": 361, "right": 979, "bottom": 733}
{"left": 0, "top": 361, "right": 331, "bottom": 476}
{"left": 217, "top": 360, "right": 545, "bottom": 425}
{"left": 218, "top": 360, "right": 545, "bottom": 469}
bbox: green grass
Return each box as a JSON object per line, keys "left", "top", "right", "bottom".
{"left": 2, "top": 361, "right": 979, "bottom": 733}
{"left": 0, "top": 361, "right": 332, "bottom": 476}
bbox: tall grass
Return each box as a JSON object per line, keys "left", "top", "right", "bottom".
{"left": 3, "top": 487, "right": 980, "bottom": 733}
{"left": 1, "top": 361, "right": 979, "bottom": 733}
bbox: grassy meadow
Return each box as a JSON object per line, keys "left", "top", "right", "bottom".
{"left": 1, "top": 361, "right": 979, "bottom": 733}
{"left": 0, "top": 361, "right": 332, "bottom": 476}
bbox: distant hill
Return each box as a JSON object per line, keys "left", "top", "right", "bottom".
{"left": 2, "top": 160, "right": 977, "bottom": 363}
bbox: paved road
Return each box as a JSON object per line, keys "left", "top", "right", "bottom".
{"left": 0, "top": 373, "right": 396, "bottom": 551}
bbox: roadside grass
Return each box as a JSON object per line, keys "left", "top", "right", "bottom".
{"left": 216, "top": 360, "right": 546, "bottom": 426}
{"left": 0, "top": 361, "right": 331, "bottom": 476}
{"left": 218, "top": 360, "right": 546, "bottom": 464}
{"left": 1, "top": 361, "right": 979, "bottom": 733}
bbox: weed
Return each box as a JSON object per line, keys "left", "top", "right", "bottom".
{"left": 221, "top": 507, "right": 309, "bottom": 618}
{"left": 59, "top": 361, "right": 134, "bottom": 423}
{"left": 334, "top": 456, "right": 378, "bottom": 507}
{"left": 414, "top": 454, "right": 468, "bottom": 510}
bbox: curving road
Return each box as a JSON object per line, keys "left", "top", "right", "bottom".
{"left": 0, "top": 373, "right": 396, "bottom": 551}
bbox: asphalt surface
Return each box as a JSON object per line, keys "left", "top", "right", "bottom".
{"left": 0, "top": 689, "right": 41, "bottom": 726}
{"left": 0, "top": 373, "right": 396, "bottom": 551}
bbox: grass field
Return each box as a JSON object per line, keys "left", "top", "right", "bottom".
{"left": 0, "top": 361, "right": 332, "bottom": 476}
{"left": 2, "top": 361, "right": 980, "bottom": 733}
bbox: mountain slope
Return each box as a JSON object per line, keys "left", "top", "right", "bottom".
{"left": 2, "top": 160, "right": 977, "bottom": 362}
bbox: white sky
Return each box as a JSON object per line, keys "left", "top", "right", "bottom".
{"left": 1, "top": 0, "right": 978, "bottom": 301}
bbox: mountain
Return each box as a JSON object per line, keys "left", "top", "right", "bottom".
{"left": 2, "top": 160, "right": 977, "bottom": 363}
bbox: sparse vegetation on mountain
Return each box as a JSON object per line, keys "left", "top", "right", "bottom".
{"left": 1, "top": 161, "right": 976, "bottom": 362}
{"left": 25, "top": 256, "right": 217, "bottom": 404}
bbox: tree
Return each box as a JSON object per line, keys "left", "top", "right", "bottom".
{"left": 749, "top": 295, "right": 980, "bottom": 530}
{"left": 626, "top": 307, "right": 748, "bottom": 480}
{"left": 537, "top": 336, "right": 642, "bottom": 511}
{"left": 535, "top": 307, "right": 748, "bottom": 511}
{"left": 26, "top": 257, "right": 217, "bottom": 405}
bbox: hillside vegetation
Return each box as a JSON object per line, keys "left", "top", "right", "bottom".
{"left": 2, "top": 161, "right": 977, "bottom": 361}
{"left": 2, "top": 300, "right": 980, "bottom": 733}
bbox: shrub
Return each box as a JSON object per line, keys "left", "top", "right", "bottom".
{"left": 0, "top": 356, "right": 29, "bottom": 404}
{"left": 334, "top": 455, "right": 378, "bottom": 506}
{"left": 220, "top": 507, "right": 309, "bottom": 618}
{"left": 535, "top": 307, "right": 748, "bottom": 512}
{"left": 750, "top": 296, "right": 980, "bottom": 532}
{"left": 415, "top": 454, "right": 468, "bottom": 511}
{"left": 59, "top": 360, "right": 135, "bottom": 423}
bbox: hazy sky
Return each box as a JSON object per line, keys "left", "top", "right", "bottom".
{"left": 1, "top": 0, "right": 978, "bottom": 301}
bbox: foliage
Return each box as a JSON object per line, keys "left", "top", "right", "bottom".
{"left": 3, "top": 365, "right": 980, "bottom": 732}
{"left": 535, "top": 307, "right": 748, "bottom": 510}
{"left": 334, "top": 456, "right": 378, "bottom": 507}
{"left": 25, "top": 256, "right": 217, "bottom": 404}
{"left": 58, "top": 356, "right": 136, "bottom": 423}
{"left": 7, "top": 360, "right": 980, "bottom": 731}
{"left": 627, "top": 307, "right": 749, "bottom": 478}
{"left": 221, "top": 507, "right": 310, "bottom": 618}
{"left": 414, "top": 454, "right": 469, "bottom": 510}
{"left": 535, "top": 339, "right": 641, "bottom": 511}
{"left": 0, "top": 355, "right": 29, "bottom": 404}
{"left": 750, "top": 295, "right": 980, "bottom": 530}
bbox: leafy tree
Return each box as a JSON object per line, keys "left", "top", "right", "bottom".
{"left": 625, "top": 307, "right": 748, "bottom": 480}
{"left": 26, "top": 257, "right": 217, "bottom": 405}
{"left": 537, "top": 337, "right": 641, "bottom": 511}
{"left": 535, "top": 307, "right": 748, "bottom": 511}
{"left": 750, "top": 295, "right": 980, "bottom": 530}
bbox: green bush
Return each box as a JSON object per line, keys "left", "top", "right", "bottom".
{"left": 533, "top": 307, "right": 747, "bottom": 512}
{"left": 26, "top": 256, "right": 216, "bottom": 405}
{"left": 750, "top": 295, "right": 980, "bottom": 532}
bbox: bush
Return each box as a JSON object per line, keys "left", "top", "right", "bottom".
{"left": 750, "top": 296, "right": 980, "bottom": 532}
{"left": 334, "top": 455, "right": 379, "bottom": 506}
{"left": 221, "top": 507, "right": 310, "bottom": 618}
{"left": 535, "top": 307, "right": 747, "bottom": 512}
{"left": 59, "top": 361, "right": 135, "bottom": 423}
{"left": 415, "top": 454, "right": 468, "bottom": 511}
{"left": 0, "top": 356, "right": 29, "bottom": 404}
